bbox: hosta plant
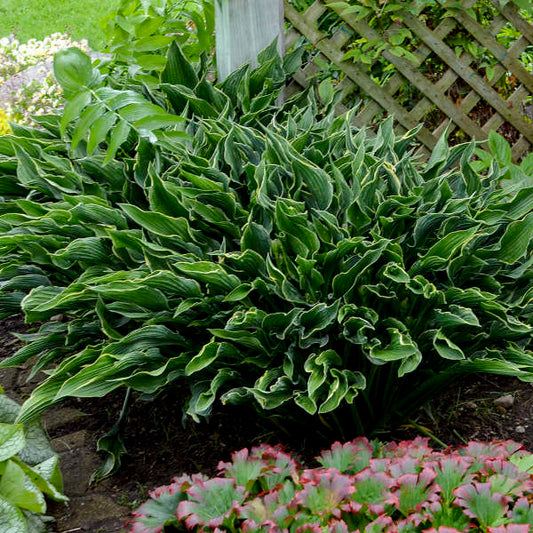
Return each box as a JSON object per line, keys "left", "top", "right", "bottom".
{"left": 126, "top": 437, "right": 533, "bottom": 532}
{"left": 0, "top": 33, "right": 531, "bottom": 467}
{"left": 0, "top": 387, "right": 67, "bottom": 532}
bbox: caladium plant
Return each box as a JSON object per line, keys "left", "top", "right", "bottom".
{"left": 126, "top": 437, "right": 533, "bottom": 532}
{"left": 0, "top": 7, "right": 531, "bottom": 479}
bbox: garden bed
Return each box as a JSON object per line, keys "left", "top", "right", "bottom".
{"left": 0, "top": 2, "right": 531, "bottom": 531}
{"left": 0, "top": 315, "right": 531, "bottom": 533}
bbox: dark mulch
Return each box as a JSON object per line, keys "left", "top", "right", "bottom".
{"left": 0, "top": 316, "right": 532, "bottom": 532}
{"left": 391, "top": 374, "right": 533, "bottom": 451}
{"left": 0, "top": 314, "right": 31, "bottom": 358}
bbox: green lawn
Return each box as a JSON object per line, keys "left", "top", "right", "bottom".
{"left": 0, "top": 0, "right": 118, "bottom": 49}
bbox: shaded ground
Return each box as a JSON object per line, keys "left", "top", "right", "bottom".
{"left": 0, "top": 315, "right": 531, "bottom": 532}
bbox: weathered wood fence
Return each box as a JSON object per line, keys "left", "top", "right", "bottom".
{"left": 218, "top": 0, "right": 533, "bottom": 162}
{"left": 215, "top": 0, "right": 284, "bottom": 81}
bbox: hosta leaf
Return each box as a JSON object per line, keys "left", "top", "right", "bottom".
{"left": 106, "top": 325, "right": 184, "bottom": 355}
{"left": 294, "top": 392, "right": 317, "bottom": 414}
{"left": 162, "top": 41, "right": 198, "bottom": 87}
{"left": 496, "top": 212, "right": 533, "bottom": 264}
{"left": 503, "top": 187, "right": 533, "bottom": 220}
{"left": 16, "top": 348, "right": 98, "bottom": 424}
{"left": 223, "top": 283, "right": 253, "bottom": 302}
{"left": 142, "top": 271, "right": 202, "bottom": 298}
{"left": 247, "top": 371, "right": 293, "bottom": 410}
{"left": 0, "top": 333, "right": 65, "bottom": 369}
{"left": 298, "top": 303, "right": 339, "bottom": 339}
{"left": 369, "top": 328, "right": 419, "bottom": 362}
{"left": 90, "top": 283, "right": 168, "bottom": 310}
{"left": 175, "top": 262, "right": 239, "bottom": 292}
{"left": 162, "top": 84, "right": 219, "bottom": 118}
{"left": 208, "top": 329, "right": 266, "bottom": 351}
{"left": 319, "top": 368, "right": 361, "bottom": 413}
{"left": 432, "top": 329, "right": 465, "bottom": 360}
{"left": 274, "top": 199, "right": 320, "bottom": 257}
{"left": 292, "top": 157, "right": 333, "bottom": 210}
{"left": 333, "top": 240, "right": 389, "bottom": 297}
{"left": 188, "top": 369, "right": 238, "bottom": 418}
{"left": 0, "top": 274, "right": 49, "bottom": 292}
{"left": 433, "top": 305, "right": 480, "bottom": 328}
{"left": 425, "top": 127, "right": 450, "bottom": 175}
{"left": 54, "top": 355, "right": 132, "bottom": 399}
{"left": 415, "top": 227, "right": 478, "bottom": 270}
{"left": 120, "top": 204, "right": 195, "bottom": 239}
{"left": 122, "top": 357, "right": 186, "bottom": 393}
{"left": 398, "top": 347, "right": 423, "bottom": 377}
{"left": 382, "top": 262, "right": 410, "bottom": 283}
{"left": 0, "top": 293, "right": 24, "bottom": 318}
{"left": 305, "top": 350, "right": 342, "bottom": 401}
{"left": 51, "top": 237, "right": 110, "bottom": 267}
{"left": 185, "top": 342, "right": 219, "bottom": 376}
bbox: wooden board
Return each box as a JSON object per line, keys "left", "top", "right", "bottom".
{"left": 215, "top": 0, "right": 284, "bottom": 81}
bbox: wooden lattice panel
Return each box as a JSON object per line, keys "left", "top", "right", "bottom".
{"left": 284, "top": 0, "right": 533, "bottom": 161}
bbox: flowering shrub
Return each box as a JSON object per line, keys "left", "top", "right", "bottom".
{"left": 0, "top": 34, "right": 89, "bottom": 81}
{"left": 126, "top": 438, "right": 533, "bottom": 532}
{"left": 3, "top": 73, "right": 64, "bottom": 126}
{"left": 0, "top": 33, "right": 89, "bottom": 126}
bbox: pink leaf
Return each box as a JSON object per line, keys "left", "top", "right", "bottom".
{"left": 487, "top": 525, "right": 530, "bottom": 533}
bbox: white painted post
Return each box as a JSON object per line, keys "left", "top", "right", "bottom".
{"left": 215, "top": 0, "right": 284, "bottom": 81}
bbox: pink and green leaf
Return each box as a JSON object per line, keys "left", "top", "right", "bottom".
{"left": 318, "top": 438, "right": 374, "bottom": 474}
{"left": 454, "top": 482, "right": 509, "bottom": 528}
{"left": 177, "top": 477, "right": 246, "bottom": 529}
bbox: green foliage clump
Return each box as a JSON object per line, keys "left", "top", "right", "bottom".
{"left": 0, "top": 387, "right": 67, "bottom": 532}
{"left": 0, "top": 30, "right": 531, "bottom": 456}
{"left": 126, "top": 438, "right": 533, "bottom": 532}
{"left": 100, "top": 0, "right": 215, "bottom": 79}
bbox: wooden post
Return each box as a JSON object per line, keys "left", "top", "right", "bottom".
{"left": 215, "top": 0, "right": 284, "bottom": 81}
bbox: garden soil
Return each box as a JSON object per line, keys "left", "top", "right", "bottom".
{"left": 0, "top": 315, "right": 532, "bottom": 533}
